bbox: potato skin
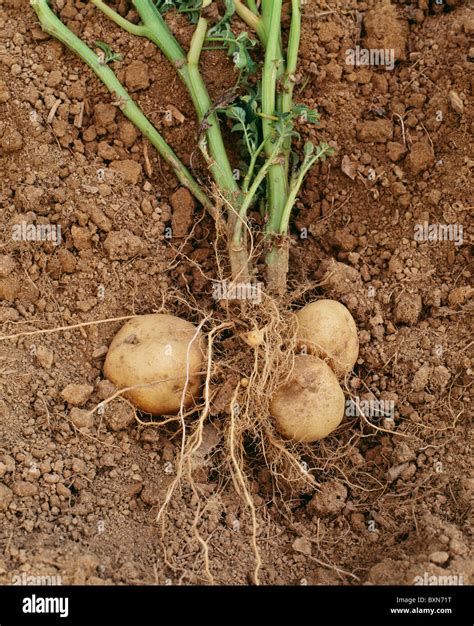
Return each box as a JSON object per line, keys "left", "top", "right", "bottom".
{"left": 296, "top": 299, "right": 359, "bottom": 377}
{"left": 270, "top": 355, "right": 345, "bottom": 442}
{"left": 104, "top": 314, "right": 204, "bottom": 415}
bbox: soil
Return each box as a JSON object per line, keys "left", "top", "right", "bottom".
{"left": 0, "top": 0, "right": 472, "bottom": 587}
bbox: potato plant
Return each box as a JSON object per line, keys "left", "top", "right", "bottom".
{"left": 30, "top": 1, "right": 360, "bottom": 583}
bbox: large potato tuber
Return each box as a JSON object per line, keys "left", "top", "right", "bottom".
{"left": 104, "top": 314, "right": 204, "bottom": 415}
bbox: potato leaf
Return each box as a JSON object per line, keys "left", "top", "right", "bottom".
{"left": 95, "top": 41, "right": 122, "bottom": 64}
{"left": 156, "top": 0, "right": 202, "bottom": 23}
{"left": 222, "top": 103, "right": 260, "bottom": 156}
{"left": 292, "top": 104, "right": 320, "bottom": 124}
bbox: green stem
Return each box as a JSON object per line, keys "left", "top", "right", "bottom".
{"left": 90, "top": 0, "right": 146, "bottom": 36}
{"left": 260, "top": 0, "right": 273, "bottom": 30}
{"left": 205, "top": 36, "right": 240, "bottom": 43}
{"left": 246, "top": 0, "right": 259, "bottom": 15}
{"left": 185, "top": 9, "right": 240, "bottom": 198}
{"left": 264, "top": 167, "right": 288, "bottom": 232}
{"left": 282, "top": 0, "right": 301, "bottom": 113}
{"left": 234, "top": 0, "right": 285, "bottom": 113}
{"left": 233, "top": 135, "right": 285, "bottom": 246}
{"left": 279, "top": 145, "right": 333, "bottom": 234}
{"left": 188, "top": 0, "right": 211, "bottom": 65}
{"left": 132, "top": 0, "right": 188, "bottom": 66}
{"left": 261, "top": 2, "right": 281, "bottom": 144}
{"left": 261, "top": 0, "right": 285, "bottom": 112}
{"left": 281, "top": 0, "right": 301, "bottom": 178}
{"left": 30, "top": 0, "right": 211, "bottom": 209}
{"left": 242, "top": 139, "right": 267, "bottom": 193}
{"left": 261, "top": 0, "right": 287, "bottom": 233}
{"left": 263, "top": 1, "right": 305, "bottom": 294}
{"left": 234, "top": 0, "right": 267, "bottom": 44}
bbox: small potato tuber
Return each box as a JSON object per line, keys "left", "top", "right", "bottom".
{"left": 295, "top": 299, "right": 359, "bottom": 377}
{"left": 270, "top": 355, "right": 345, "bottom": 442}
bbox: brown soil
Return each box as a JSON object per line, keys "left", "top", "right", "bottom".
{"left": 0, "top": 0, "right": 472, "bottom": 587}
